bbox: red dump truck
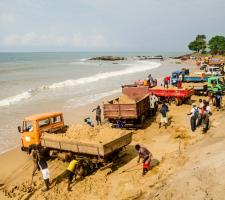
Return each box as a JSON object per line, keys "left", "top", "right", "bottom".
{"left": 148, "top": 86, "right": 194, "bottom": 106}
{"left": 122, "top": 84, "right": 194, "bottom": 106}
{"left": 103, "top": 94, "right": 152, "bottom": 127}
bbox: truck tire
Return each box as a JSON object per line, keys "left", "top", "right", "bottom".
{"left": 174, "top": 98, "right": 180, "bottom": 106}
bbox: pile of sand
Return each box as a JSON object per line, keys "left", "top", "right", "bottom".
{"left": 171, "top": 127, "right": 191, "bottom": 139}
{"left": 3, "top": 180, "right": 38, "bottom": 199}
{"left": 113, "top": 95, "right": 136, "bottom": 104}
{"left": 42, "top": 124, "right": 127, "bottom": 144}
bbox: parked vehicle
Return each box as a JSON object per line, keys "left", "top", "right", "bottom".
{"left": 204, "top": 66, "right": 223, "bottom": 76}
{"left": 207, "top": 76, "right": 225, "bottom": 94}
{"left": 172, "top": 73, "right": 208, "bottom": 85}
{"left": 182, "top": 76, "right": 225, "bottom": 96}
{"left": 208, "top": 59, "right": 224, "bottom": 67}
{"left": 18, "top": 112, "right": 132, "bottom": 165}
{"left": 103, "top": 94, "right": 152, "bottom": 127}
{"left": 148, "top": 86, "right": 194, "bottom": 106}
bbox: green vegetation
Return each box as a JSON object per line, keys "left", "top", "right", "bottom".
{"left": 188, "top": 35, "right": 207, "bottom": 53}
{"left": 188, "top": 35, "right": 225, "bottom": 55}
{"left": 208, "top": 36, "right": 225, "bottom": 55}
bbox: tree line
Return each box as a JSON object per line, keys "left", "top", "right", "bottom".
{"left": 188, "top": 35, "right": 225, "bottom": 55}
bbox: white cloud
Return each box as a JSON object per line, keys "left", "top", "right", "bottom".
{"left": 0, "top": 13, "right": 16, "bottom": 25}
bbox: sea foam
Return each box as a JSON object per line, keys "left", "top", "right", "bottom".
{"left": 49, "top": 61, "right": 160, "bottom": 89}
{"left": 0, "top": 61, "right": 160, "bottom": 107}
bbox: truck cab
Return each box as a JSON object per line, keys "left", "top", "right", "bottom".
{"left": 18, "top": 112, "right": 65, "bottom": 152}
{"left": 171, "top": 69, "right": 190, "bottom": 85}
{"left": 207, "top": 76, "right": 225, "bottom": 94}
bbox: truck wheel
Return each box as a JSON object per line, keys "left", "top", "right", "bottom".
{"left": 175, "top": 98, "right": 181, "bottom": 106}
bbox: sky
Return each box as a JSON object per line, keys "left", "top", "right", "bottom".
{"left": 0, "top": 0, "right": 224, "bottom": 52}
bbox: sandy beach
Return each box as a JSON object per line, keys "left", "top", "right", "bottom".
{"left": 1, "top": 58, "right": 225, "bottom": 200}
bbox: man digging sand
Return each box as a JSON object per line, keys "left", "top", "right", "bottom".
{"left": 135, "top": 144, "right": 153, "bottom": 176}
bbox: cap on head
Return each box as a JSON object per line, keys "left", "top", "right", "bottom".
{"left": 192, "top": 103, "right": 196, "bottom": 107}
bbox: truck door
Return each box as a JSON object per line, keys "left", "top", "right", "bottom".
{"left": 21, "top": 120, "right": 36, "bottom": 148}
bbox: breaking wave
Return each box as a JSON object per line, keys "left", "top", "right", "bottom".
{"left": 0, "top": 61, "right": 160, "bottom": 107}
{"left": 49, "top": 61, "right": 160, "bottom": 89}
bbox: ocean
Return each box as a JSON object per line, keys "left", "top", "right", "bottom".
{"left": 0, "top": 52, "right": 185, "bottom": 154}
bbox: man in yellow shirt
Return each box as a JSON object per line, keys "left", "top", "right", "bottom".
{"left": 66, "top": 159, "right": 78, "bottom": 191}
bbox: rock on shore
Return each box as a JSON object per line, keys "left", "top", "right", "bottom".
{"left": 89, "top": 56, "right": 126, "bottom": 61}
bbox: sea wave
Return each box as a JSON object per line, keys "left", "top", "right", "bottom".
{"left": 49, "top": 61, "right": 160, "bottom": 89}
{"left": 0, "top": 91, "right": 32, "bottom": 107}
{"left": 0, "top": 86, "right": 47, "bottom": 107}
{"left": 0, "top": 61, "right": 160, "bottom": 107}
{"left": 79, "top": 57, "right": 90, "bottom": 62}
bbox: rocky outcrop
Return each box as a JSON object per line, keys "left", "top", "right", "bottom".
{"left": 89, "top": 56, "right": 126, "bottom": 61}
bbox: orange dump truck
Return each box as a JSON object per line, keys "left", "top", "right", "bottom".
{"left": 18, "top": 112, "right": 132, "bottom": 164}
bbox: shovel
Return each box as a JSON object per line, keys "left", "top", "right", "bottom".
{"left": 119, "top": 163, "right": 140, "bottom": 174}
{"left": 27, "top": 173, "right": 34, "bottom": 193}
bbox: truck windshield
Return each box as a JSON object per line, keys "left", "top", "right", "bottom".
{"left": 172, "top": 73, "right": 177, "bottom": 78}
{"left": 23, "top": 121, "right": 34, "bottom": 132}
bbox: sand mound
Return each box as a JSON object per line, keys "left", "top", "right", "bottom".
{"left": 3, "top": 180, "right": 38, "bottom": 199}
{"left": 171, "top": 127, "right": 191, "bottom": 139}
{"left": 43, "top": 124, "right": 127, "bottom": 144}
{"left": 113, "top": 95, "right": 136, "bottom": 104}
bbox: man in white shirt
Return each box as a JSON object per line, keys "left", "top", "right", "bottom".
{"left": 149, "top": 93, "right": 158, "bottom": 116}
{"left": 187, "top": 103, "right": 198, "bottom": 132}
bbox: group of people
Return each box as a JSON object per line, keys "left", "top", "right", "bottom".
{"left": 31, "top": 143, "right": 153, "bottom": 192}
{"left": 188, "top": 99, "right": 211, "bottom": 133}
{"left": 209, "top": 91, "right": 223, "bottom": 111}
{"left": 188, "top": 90, "right": 223, "bottom": 133}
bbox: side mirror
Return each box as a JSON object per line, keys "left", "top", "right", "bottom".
{"left": 18, "top": 126, "right": 22, "bottom": 133}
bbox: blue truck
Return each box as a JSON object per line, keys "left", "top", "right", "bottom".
{"left": 172, "top": 70, "right": 208, "bottom": 85}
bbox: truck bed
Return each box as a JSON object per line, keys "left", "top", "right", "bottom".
{"left": 148, "top": 86, "right": 194, "bottom": 98}
{"left": 182, "top": 82, "right": 207, "bottom": 90}
{"left": 103, "top": 94, "right": 150, "bottom": 120}
{"left": 41, "top": 132, "right": 132, "bottom": 157}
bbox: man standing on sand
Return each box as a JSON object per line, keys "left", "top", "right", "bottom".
{"left": 149, "top": 93, "right": 158, "bottom": 116}
{"left": 32, "top": 149, "right": 50, "bottom": 192}
{"left": 215, "top": 91, "right": 222, "bottom": 111}
{"left": 187, "top": 103, "right": 199, "bottom": 132}
{"left": 92, "top": 105, "right": 102, "bottom": 125}
{"left": 159, "top": 103, "right": 169, "bottom": 129}
{"left": 135, "top": 144, "right": 153, "bottom": 176}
